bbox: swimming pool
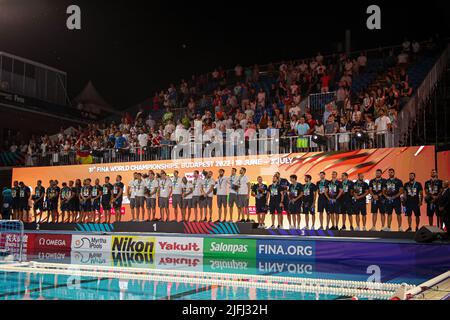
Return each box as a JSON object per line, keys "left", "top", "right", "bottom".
{"left": 0, "top": 250, "right": 445, "bottom": 301}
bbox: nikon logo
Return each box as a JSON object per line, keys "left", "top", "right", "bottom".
{"left": 112, "top": 237, "right": 154, "bottom": 253}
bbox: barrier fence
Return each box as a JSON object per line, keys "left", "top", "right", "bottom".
{"left": 307, "top": 91, "right": 336, "bottom": 115}
{"left": 24, "top": 130, "right": 397, "bottom": 167}
{"left": 398, "top": 44, "right": 450, "bottom": 146}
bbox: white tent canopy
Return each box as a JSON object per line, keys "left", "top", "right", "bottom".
{"left": 72, "top": 81, "right": 120, "bottom": 115}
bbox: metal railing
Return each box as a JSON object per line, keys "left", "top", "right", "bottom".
{"left": 23, "top": 131, "right": 398, "bottom": 167}
{"left": 307, "top": 91, "right": 337, "bottom": 115}
{"left": 398, "top": 43, "right": 450, "bottom": 146}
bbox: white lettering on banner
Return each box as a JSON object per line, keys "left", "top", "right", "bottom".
{"left": 209, "top": 242, "right": 249, "bottom": 254}
{"left": 257, "top": 245, "right": 313, "bottom": 256}
{"left": 258, "top": 262, "right": 313, "bottom": 275}
{"left": 3, "top": 234, "right": 29, "bottom": 250}
{"left": 83, "top": 157, "right": 295, "bottom": 175}
{"left": 155, "top": 237, "right": 203, "bottom": 254}
{"left": 72, "top": 235, "right": 112, "bottom": 252}
{"left": 38, "top": 238, "right": 67, "bottom": 247}
{"left": 209, "top": 259, "right": 249, "bottom": 271}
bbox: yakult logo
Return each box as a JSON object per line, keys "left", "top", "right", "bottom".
{"left": 158, "top": 256, "right": 201, "bottom": 268}
{"left": 159, "top": 241, "right": 200, "bottom": 252}
{"left": 156, "top": 237, "right": 203, "bottom": 254}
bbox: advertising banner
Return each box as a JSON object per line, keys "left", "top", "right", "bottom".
{"left": 203, "top": 238, "right": 256, "bottom": 259}
{"left": 203, "top": 257, "right": 256, "bottom": 275}
{"left": 31, "top": 233, "right": 72, "bottom": 252}
{"left": 72, "top": 234, "right": 112, "bottom": 252}
{"left": 111, "top": 235, "right": 156, "bottom": 254}
{"left": 154, "top": 236, "right": 203, "bottom": 255}
{"left": 256, "top": 239, "right": 315, "bottom": 261}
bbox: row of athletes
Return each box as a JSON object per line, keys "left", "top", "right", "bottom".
{"left": 9, "top": 168, "right": 444, "bottom": 231}
{"left": 8, "top": 168, "right": 252, "bottom": 224}
{"left": 253, "top": 169, "right": 442, "bottom": 232}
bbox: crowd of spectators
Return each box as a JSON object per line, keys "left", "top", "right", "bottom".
{"left": 3, "top": 39, "right": 433, "bottom": 166}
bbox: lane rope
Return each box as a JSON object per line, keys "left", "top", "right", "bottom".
{"left": 0, "top": 261, "right": 414, "bottom": 299}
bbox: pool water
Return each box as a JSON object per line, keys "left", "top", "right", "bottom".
{"left": 0, "top": 252, "right": 447, "bottom": 300}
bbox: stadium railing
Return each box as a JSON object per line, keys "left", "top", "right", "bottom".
{"left": 398, "top": 43, "right": 450, "bottom": 146}
{"left": 26, "top": 130, "right": 398, "bottom": 167}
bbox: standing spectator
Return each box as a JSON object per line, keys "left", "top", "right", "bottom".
{"left": 114, "top": 132, "right": 127, "bottom": 150}
{"left": 402, "top": 38, "right": 411, "bottom": 52}
{"left": 322, "top": 103, "right": 333, "bottom": 126}
{"left": 365, "top": 114, "right": 376, "bottom": 148}
{"left": 234, "top": 64, "right": 243, "bottom": 80}
{"left": 320, "top": 72, "right": 331, "bottom": 93}
{"left": 296, "top": 116, "right": 310, "bottom": 151}
{"left": 338, "top": 117, "right": 350, "bottom": 151}
{"left": 374, "top": 110, "right": 392, "bottom": 148}
{"left": 137, "top": 129, "right": 149, "bottom": 149}
{"left": 325, "top": 115, "right": 339, "bottom": 151}
{"left": 357, "top": 52, "right": 367, "bottom": 73}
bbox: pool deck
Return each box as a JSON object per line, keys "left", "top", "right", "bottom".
{"left": 410, "top": 272, "right": 450, "bottom": 300}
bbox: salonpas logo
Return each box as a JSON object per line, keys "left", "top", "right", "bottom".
{"left": 210, "top": 259, "right": 249, "bottom": 270}
{"left": 112, "top": 236, "right": 155, "bottom": 254}
{"left": 209, "top": 242, "right": 248, "bottom": 254}
{"left": 204, "top": 238, "right": 256, "bottom": 258}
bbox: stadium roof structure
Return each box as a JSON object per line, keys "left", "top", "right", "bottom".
{"left": 0, "top": 51, "right": 67, "bottom": 75}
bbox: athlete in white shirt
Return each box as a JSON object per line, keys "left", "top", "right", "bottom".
{"left": 181, "top": 177, "right": 193, "bottom": 221}
{"left": 127, "top": 173, "right": 139, "bottom": 221}
{"left": 171, "top": 170, "right": 184, "bottom": 221}
{"left": 191, "top": 170, "right": 203, "bottom": 221}
{"left": 216, "top": 169, "right": 229, "bottom": 221}
{"left": 134, "top": 173, "right": 146, "bottom": 221}
{"left": 201, "top": 171, "right": 215, "bottom": 221}
{"left": 145, "top": 171, "right": 159, "bottom": 221}
{"left": 236, "top": 167, "right": 251, "bottom": 222}
{"left": 228, "top": 168, "right": 238, "bottom": 221}
{"left": 158, "top": 171, "right": 173, "bottom": 221}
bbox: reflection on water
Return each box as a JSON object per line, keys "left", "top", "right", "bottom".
{"left": 0, "top": 272, "right": 331, "bottom": 300}
{"left": 0, "top": 250, "right": 449, "bottom": 301}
